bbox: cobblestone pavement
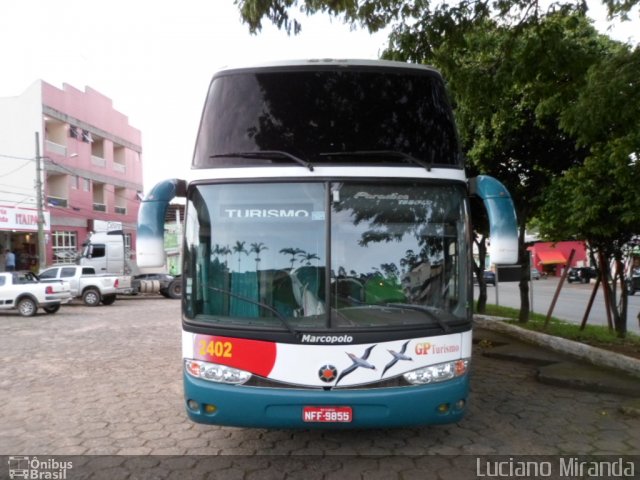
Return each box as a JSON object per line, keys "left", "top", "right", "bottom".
{"left": 0, "top": 297, "right": 638, "bottom": 478}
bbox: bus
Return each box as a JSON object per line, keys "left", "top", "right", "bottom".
{"left": 137, "top": 59, "right": 518, "bottom": 428}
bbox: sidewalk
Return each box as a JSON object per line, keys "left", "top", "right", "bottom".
{"left": 473, "top": 315, "right": 640, "bottom": 417}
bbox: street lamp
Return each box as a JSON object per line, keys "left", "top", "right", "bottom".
{"left": 34, "top": 131, "right": 46, "bottom": 271}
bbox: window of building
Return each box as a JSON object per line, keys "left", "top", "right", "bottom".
{"left": 91, "top": 136, "right": 106, "bottom": 167}
{"left": 52, "top": 231, "right": 78, "bottom": 265}
{"left": 113, "top": 145, "right": 126, "bottom": 173}
{"left": 114, "top": 186, "right": 127, "bottom": 214}
{"left": 92, "top": 182, "right": 106, "bottom": 212}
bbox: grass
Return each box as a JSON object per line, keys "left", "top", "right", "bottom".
{"left": 477, "top": 303, "right": 640, "bottom": 356}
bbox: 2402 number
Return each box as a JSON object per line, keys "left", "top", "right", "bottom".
{"left": 198, "top": 339, "right": 233, "bottom": 358}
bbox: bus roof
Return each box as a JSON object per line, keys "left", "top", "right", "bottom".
{"left": 213, "top": 58, "right": 442, "bottom": 77}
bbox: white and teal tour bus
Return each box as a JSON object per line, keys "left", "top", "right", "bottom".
{"left": 137, "top": 59, "right": 518, "bottom": 428}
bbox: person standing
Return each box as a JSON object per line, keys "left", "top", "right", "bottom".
{"left": 5, "top": 249, "right": 16, "bottom": 271}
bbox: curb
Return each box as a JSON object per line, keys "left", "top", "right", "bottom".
{"left": 474, "top": 315, "right": 640, "bottom": 379}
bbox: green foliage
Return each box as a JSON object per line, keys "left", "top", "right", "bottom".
{"left": 560, "top": 46, "right": 640, "bottom": 148}
{"left": 538, "top": 142, "right": 640, "bottom": 253}
{"left": 537, "top": 45, "right": 640, "bottom": 256}
{"left": 384, "top": 14, "right": 609, "bottom": 234}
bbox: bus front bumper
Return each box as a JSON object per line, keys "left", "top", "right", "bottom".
{"left": 183, "top": 373, "right": 469, "bottom": 428}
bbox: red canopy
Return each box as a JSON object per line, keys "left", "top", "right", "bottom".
{"left": 537, "top": 251, "right": 567, "bottom": 265}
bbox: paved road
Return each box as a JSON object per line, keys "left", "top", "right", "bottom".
{"left": 478, "top": 277, "right": 640, "bottom": 334}
{"left": 0, "top": 298, "right": 638, "bottom": 478}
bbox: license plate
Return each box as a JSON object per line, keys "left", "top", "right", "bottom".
{"left": 302, "top": 406, "right": 353, "bottom": 423}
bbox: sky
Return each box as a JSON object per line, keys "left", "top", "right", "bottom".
{"left": 0, "top": 0, "right": 638, "bottom": 192}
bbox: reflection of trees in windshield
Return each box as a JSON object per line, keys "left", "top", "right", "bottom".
{"left": 210, "top": 244, "right": 323, "bottom": 273}
{"left": 332, "top": 184, "right": 453, "bottom": 255}
{"left": 197, "top": 69, "right": 459, "bottom": 166}
{"left": 184, "top": 182, "right": 466, "bottom": 327}
{"left": 331, "top": 184, "right": 462, "bottom": 309}
{"left": 251, "top": 71, "right": 457, "bottom": 162}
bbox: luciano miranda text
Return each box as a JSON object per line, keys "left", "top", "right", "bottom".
{"left": 476, "top": 457, "right": 635, "bottom": 478}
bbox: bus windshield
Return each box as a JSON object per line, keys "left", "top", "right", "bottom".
{"left": 183, "top": 181, "right": 469, "bottom": 332}
{"left": 193, "top": 66, "right": 461, "bottom": 169}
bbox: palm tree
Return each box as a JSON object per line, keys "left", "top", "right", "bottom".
{"left": 233, "top": 241, "right": 249, "bottom": 272}
{"left": 280, "top": 247, "right": 305, "bottom": 270}
{"left": 212, "top": 244, "right": 225, "bottom": 265}
{"left": 221, "top": 245, "right": 232, "bottom": 267}
{"left": 250, "top": 242, "right": 268, "bottom": 272}
{"left": 299, "top": 252, "right": 320, "bottom": 266}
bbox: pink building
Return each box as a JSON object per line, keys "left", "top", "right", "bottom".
{"left": 41, "top": 83, "right": 143, "bottom": 267}
{"left": 529, "top": 241, "right": 589, "bottom": 276}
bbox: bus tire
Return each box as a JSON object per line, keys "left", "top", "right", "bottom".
{"left": 82, "top": 288, "right": 101, "bottom": 306}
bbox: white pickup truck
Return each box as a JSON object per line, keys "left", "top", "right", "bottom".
{"left": 39, "top": 265, "right": 123, "bottom": 306}
{"left": 0, "top": 271, "right": 72, "bottom": 316}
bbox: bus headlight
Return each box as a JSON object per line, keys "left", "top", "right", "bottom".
{"left": 185, "top": 359, "right": 252, "bottom": 385}
{"left": 403, "top": 359, "right": 469, "bottom": 385}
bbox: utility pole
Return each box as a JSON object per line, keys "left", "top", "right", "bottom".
{"left": 35, "top": 131, "right": 46, "bottom": 270}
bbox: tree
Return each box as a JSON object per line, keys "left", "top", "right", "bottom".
{"left": 233, "top": 241, "right": 249, "bottom": 272}
{"left": 398, "top": 13, "right": 608, "bottom": 322}
{"left": 536, "top": 46, "right": 640, "bottom": 337}
{"left": 470, "top": 196, "right": 491, "bottom": 313}
{"left": 280, "top": 247, "right": 305, "bottom": 269}
{"left": 250, "top": 242, "right": 268, "bottom": 271}
{"left": 299, "top": 252, "right": 320, "bottom": 265}
{"left": 235, "top": 0, "right": 639, "bottom": 37}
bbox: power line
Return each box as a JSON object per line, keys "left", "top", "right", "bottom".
{"left": 0, "top": 160, "right": 32, "bottom": 178}
{"left": 0, "top": 153, "right": 34, "bottom": 161}
{"left": 0, "top": 182, "right": 35, "bottom": 193}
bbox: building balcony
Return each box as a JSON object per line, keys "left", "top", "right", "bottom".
{"left": 113, "top": 162, "right": 126, "bottom": 173}
{"left": 114, "top": 206, "right": 127, "bottom": 214}
{"left": 93, "top": 203, "right": 106, "bottom": 212}
{"left": 44, "top": 140, "right": 67, "bottom": 156}
{"left": 91, "top": 155, "right": 106, "bottom": 167}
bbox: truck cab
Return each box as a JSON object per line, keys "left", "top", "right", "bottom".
{"left": 79, "top": 230, "right": 181, "bottom": 299}
{"left": 79, "top": 230, "right": 129, "bottom": 274}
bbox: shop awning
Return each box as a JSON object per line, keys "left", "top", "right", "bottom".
{"left": 538, "top": 251, "right": 567, "bottom": 265}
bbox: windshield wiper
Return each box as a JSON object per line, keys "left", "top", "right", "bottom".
{"left": 379, "top": 303, "right": 451, "bottom": 333}
{"left": 319, "top": 150, "right": 432, "bottom": 171}
{"left": 207, "top": 286, "right": 298, "bottom": 336}
{"left": 210, "top": 150, "right": 314, "bottom": 172}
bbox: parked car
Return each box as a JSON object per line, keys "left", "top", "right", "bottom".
{"left": 567, "top": 267, "right": 597, "bottom": 284}
{"left": 474, "top": 270, "right": 496, "bottom": 286}
{"left": 38, "top": 265, "right": 122, "bottom": 306}
{"left": 483, "top": 270, "right": 496, "bottom": 286}
{"left": 530, "top": 268, "right": 541, "bottom": 280}
{"left": 0, "top": 271, "right": 72, "bottom": 317}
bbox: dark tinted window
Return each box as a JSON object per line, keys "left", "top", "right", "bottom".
{"left": 61, "top": 268, "right": 76, "bottom": 278}
{"left": 38, "top": 269, "right": 58, "bottom": 280}
{"left": 194, "top": 66, "right": 460, "bottom": 168}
